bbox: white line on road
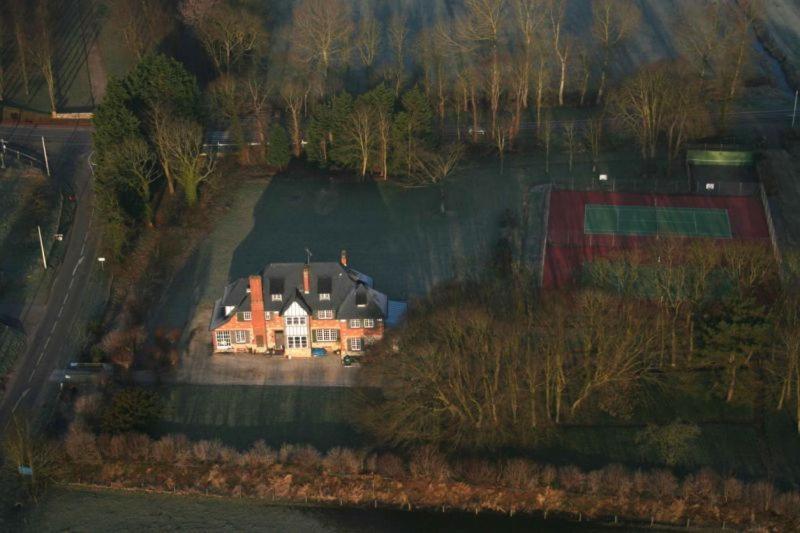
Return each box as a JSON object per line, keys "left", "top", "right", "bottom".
{"left": 72, "top": 255, "right": 85, "bottom": 276}
{"left": 28, "top": 367, "right": 36, "bottom": 382}
{"left": 11, "top": 388, "right": 30, "bottom": 413}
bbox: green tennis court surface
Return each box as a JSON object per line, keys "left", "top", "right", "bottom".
{"left": 584, "top": 205, "right": 732, "bottom": 238}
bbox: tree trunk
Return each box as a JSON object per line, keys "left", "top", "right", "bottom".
{"left": 558, "top": 58, "right": 567, "bottom": 106}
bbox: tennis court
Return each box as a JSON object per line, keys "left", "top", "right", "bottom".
{"left": 584, "top": 205, "right": 733, "bottom": 238}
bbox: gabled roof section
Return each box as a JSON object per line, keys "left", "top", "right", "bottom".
{"left": 210, "top": 259, "right": 390, "bottom": 329}
{"left": 281, "top": 288, "right": 312, "bottom": 315}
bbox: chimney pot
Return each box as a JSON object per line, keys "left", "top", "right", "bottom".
{"left": 302, "top": 264, "right": 310, "bottom": 293}
{"left": 340, "top": 249, "right": 348, "bottom": 267}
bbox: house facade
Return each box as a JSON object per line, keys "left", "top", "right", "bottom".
{"left": 209, "top": 252, "right": 388, "bottom": 358}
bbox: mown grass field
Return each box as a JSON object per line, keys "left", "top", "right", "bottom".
{"left": 155, "top": 384, "right": 377, "bottom": 451}
{"left": 17, "top": 487, "right": 603, "bottom": 533}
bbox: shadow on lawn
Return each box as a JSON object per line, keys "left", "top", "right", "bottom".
{"left": 228, "top": 163, "right": 526, "bottom": 299}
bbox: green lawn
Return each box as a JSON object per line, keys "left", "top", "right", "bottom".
{"left": 156, "top": 384, "right": 377, "bottom": 451}
{"left": 153, "top": 156, "right": 547, "bottom": 332}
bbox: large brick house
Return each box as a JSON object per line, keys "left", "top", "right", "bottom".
{"left": 209, "top": 252, "right": 388, "bottom": 358}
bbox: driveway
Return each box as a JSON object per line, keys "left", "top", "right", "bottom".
{"left": 173, "top": 309, "right": 377, "bottom": 387}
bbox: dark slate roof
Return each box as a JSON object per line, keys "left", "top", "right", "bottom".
{"left": 209, "top": 261, "right": 389, "bottom": 330}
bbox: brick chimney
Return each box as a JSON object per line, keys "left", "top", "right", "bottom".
{"left": 249, "top": 275, "right": 266, "bottom": 349}
{"left": 302, "top": 264, "right": 310, "bottom": 294}
{"left": 340, "top": 249, "right": 348, "bottom": 267}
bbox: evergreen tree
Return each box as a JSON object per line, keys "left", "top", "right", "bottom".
{"left": 392, "top": 85, "right": 434, "bottom": 178}
{"left": 266, "top": 123, "right": 291, "bottom": 169}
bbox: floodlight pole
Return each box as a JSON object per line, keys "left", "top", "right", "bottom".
{"left": 37, "top": 225, "right": 48, "bottom": 269}
{"left": 41, "top": 136, "right": 50, "bottom": 177}
{"left": 793, "top": 90, "right": 799, "bottom": 128}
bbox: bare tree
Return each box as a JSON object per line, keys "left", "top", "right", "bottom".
{"left": 279, "top": 73, "right": 310, "bottom": 158}
{"left": 414, "top": 143, "right": 464, "bottom": 213}
{"left": 416, "top": 27, "right": 450, "bottom": 127}
{"left": 10, "top": 0, "right": 30, "bottom": 96}
{"left": 115, "top": 0, "right": 172, "bottom": 60}
{"left": 562, "top": 121, "right": 577, "bottom": 172}
{"left": 585, "top": 115, "right": 604, "bottom": 168}
{"left": 592, "top": 0, "right": 641, "bottom": 104}
{"left": 150, "top": 105, "right": 177, "bottom": 195}
{"left": 30, "top": 0, "right": 56, "bottom": 114}
{"left": 291, "top": 0, "right": 353, "bottom": 78}
{"left": 541, "top": 113, "right": 553, "bottom": 173}
{"left": 387, "top": 12, "right": 409, "bottom": 96}
{"left": 355, "top": 13, "right": 380, "bottom": 70}
{"left": 512, "top": 0, "right": 547, "bottom": 104}
{"left": 244, "top": 72, "right": 271, "bottom": 159}
{"left": 159, "top": 117, "right": 215, "bottom": 205}
{"left": 547, "top": 0, "right": 570, "bottom": 107}
{"left": 182, "top": 2, "right": 265, "bottom": 74}
{"left": 609, "top": 62, "right": 672, "bottom": 160}
{"left": 441, "top": 0, "right": 508, "bottom": 137}
{"left": 111, "top": 138, "right": 160, "bottom": 226}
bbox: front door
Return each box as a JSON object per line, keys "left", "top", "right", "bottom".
{"left": 274, "top": 331, "right": 285, "bottom": 351}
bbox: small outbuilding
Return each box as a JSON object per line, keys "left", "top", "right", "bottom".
{"left": 686, "top": 146, "right": 759, "bottom": 196}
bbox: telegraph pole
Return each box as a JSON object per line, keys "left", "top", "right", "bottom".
{"left": 793, "top": 89, "right": 798, "bottom": 128}
{"left": 41, "top": 136, "right": 50, "bottom": 176}
{"left": 37, "top": 225, "right": 48, "bottom": 269}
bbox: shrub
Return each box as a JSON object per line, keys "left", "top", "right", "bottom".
{"left": 557, "top": 465, "right": 585, "bottom": 492}
{"left": 323, "top": 447, "right": 363, "bottom": 475}
{"left": 540, "top": 464, "right": 558, "bottom": 487}
{"left": 723, "top": 476, "right": 744, "bottom": 503}
{"left": 192, "top": 439, "right": 222, "bottom": 462}
{"left": 409, "top": 446, "right": 450, "bottom": 481}
{"left": 602, "top": 464, "right": 632, "bottom": 498}
{"left": 586, "top": 470, "right": 603, "bottom": 495}
{"left": 241, "top": 440, "right": 276, "bottom": 468}
{"left": 748, "top": 481, "right": 775, "bottom": 512}
{"left": 500, "top": 458, "right": 535, "bottom": 490}
{"left": 291, "top": 445, "right": 322, "bottom": 468}
{"left": 376, "top": 453, "right": 405, "bottom": 479}
{"left": 152, "top": 434, "right": 188, "bottom": 463}
{"left": 100, "top": 388, "right": 163, "bottom": 434}
{"left": 65, "top": 424, "right": 101, "bottom": 464}
{"left": 636, "top": 422, "right": 701, "bottom": 467}
{"left": 278, "top": 444, "right": 295, "bottom": 463}
{"left": 650, "top": 469, "right": 678, "bottom": 499}
{"left": 457, "top": 458, "right": 498, "bottom": 486}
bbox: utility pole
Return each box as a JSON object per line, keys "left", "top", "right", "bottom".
{"left": 793, "top": 89, "right": 798, "bottom": 129}
{"left": 37, "top": 225, "right": 48, "bottom": 269}
{"left": 41, "top": 136, "right": 50, "bottom": 176}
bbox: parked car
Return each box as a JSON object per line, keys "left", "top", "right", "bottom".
{"left": 312, "top": 347, "right": 327, "bottom": 358}
{"left": 342, "top": 355, "right": 361, "bottom": 367}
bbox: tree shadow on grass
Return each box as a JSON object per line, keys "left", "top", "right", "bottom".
{"left": 228, "top": 163, "right": 524, "bottom": 300}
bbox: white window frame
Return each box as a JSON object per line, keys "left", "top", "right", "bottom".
{"left": 349, "top": 319, "right": 362, "bottom": 329}
{"left": 271, "top": 293, "right": 282, "bottom": 302}
{"left": 348, "top": 337, "right": 363, "bottom": 352}
{"left": 363, "top": 319, "right": 375, "bottom": 329}
{"left": 317, "top": 309, "right": 334, "bottom": 320}
{"left": 288, "top": 336, "right": 308, "bottom": 349}
{"left": 319, "top": 293, "right": 331, "bottom": 301}
{"left": 264, "top": 311, "right": 271, "bottom": 320}
{"left": 216, "top": 331, "right": 232, "bottom": 347}
{"left": 286, "top": 316, "right": 307, "bottom": 326}
{"left": 314, "top": 329, "right": 338, "bottom": 342}
{"left": 242, "top": 311, "right": 252, "bottom": 321}
{"left": 234, "top": 330, "right": 249, "bottom": 344}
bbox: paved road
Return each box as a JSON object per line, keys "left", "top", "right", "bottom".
{"left": 0, "top": 122, "right": 96, "bottom": 430}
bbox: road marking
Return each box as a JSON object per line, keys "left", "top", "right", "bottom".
{"left": 28, "top": 367, "right": 36, "bottom": 382}
{"left": 11, "top": 388, "right": 30, "bottom": 413}
{"left": 37, "top": 348, "right": 47, "bottom": 365}
{"left": 72, "top": 255, "right": 85, "bottom": 276}
{"left": 50, "top": 323, "right": 57, "bottom": 335}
